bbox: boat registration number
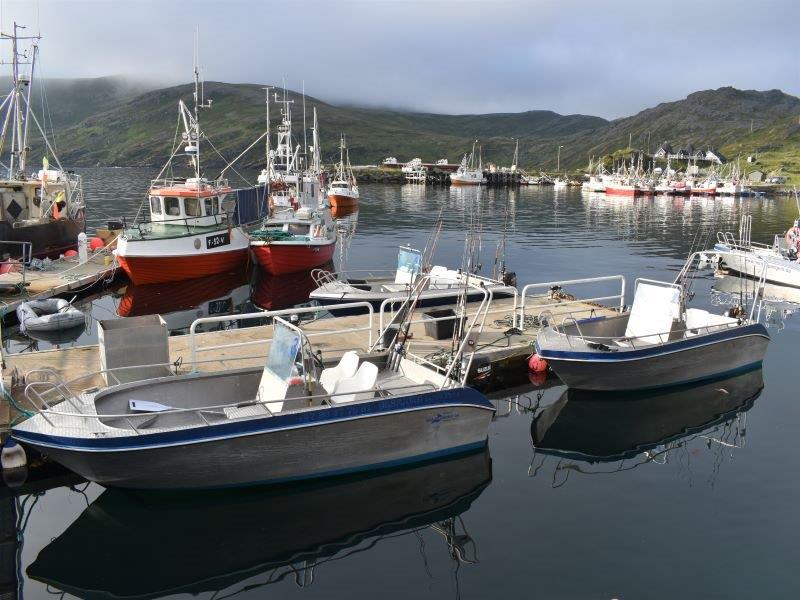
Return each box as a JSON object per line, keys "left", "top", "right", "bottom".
{"left": 209, "top": 298, "right": 233, "bottom": 315}
{"left": 206, "top": 232, "right": 231, "bottom": 249}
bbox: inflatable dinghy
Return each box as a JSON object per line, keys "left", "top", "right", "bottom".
{"left": 16, "top": 298, "right": 86, "bottom": 333}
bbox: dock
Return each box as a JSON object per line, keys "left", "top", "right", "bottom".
{"left": 1, "top": 275, "right": 626, "bottom": 428}
{"left": 0, "top": 251, "right": 120, "bottom": 318}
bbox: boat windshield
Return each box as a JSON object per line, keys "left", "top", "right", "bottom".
{"left": 264, "top": 321, "right": 302, "bottom": 380}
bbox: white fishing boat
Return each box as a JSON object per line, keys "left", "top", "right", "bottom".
{"left": 13, "top": 277, "right": 496, "bottom": 489}
{"left": 402, "top": 158, "right": 428, "bottom": 183}
{"left": 256, "top": 89, "right": 323, "bottom": 209}
{"left": 710, "top": 216, "right": 800, "bottom": 288}
{"left": 310, "top": 247, "right": 515, "bottom": 310}
{"left": 327, "top": 135, "right": 359, "bottom": 209}
{"left": 450, "top": 142, "right": 486, "bottom": 186}
{"left": 0, "top": 23, "right": 85, "bottom": 259}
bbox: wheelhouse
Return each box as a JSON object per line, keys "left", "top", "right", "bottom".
{"left": 147, "top": 179, "right": 230, "bottom": 227}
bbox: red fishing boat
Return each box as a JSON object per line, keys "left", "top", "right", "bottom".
{"left": 250, "top": 210, "right": 336, "bottom": 276}
{"left": 115, "top": 56, "right": 261, "bottom": 285}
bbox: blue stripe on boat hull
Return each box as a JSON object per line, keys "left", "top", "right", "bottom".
{"left": 13, "top": 392, "right": 495, "bottom": 490}
{"left": 535, "top": 326, "right": 769, "bottom": 391}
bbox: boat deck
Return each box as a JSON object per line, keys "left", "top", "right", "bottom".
{"left": 0, "top": 252, "right": 120, "bottom": 317}
{"left": 1, "top": 294, "right": 619, "bottom": 428}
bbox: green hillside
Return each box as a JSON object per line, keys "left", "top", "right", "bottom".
{"left": 18, "top": 80, "right": 800, "bottom": 175}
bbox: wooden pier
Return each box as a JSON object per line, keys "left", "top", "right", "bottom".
{"left": 0, "top": 289, "right": 621, "bottom": 428}
{"left": 0, "top": 252, "right": 120, "bottom": 318}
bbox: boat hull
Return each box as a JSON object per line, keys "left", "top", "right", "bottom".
{"left": 328, "top": 193, "right": 359, "bottom": 208}
{"left": 715, "top": 249, "right": 800, "bottom": 289}
{"left": 0, "top": 216, "right": 85, "bottom": 259}
{"left": 115, "top": 227, "right": 251, "bottom": 285}
{"left": 536, "top": 324, "right": 769, "bottom": 391}
{"left": 117, "top": 248, "right": 249, "bottom": 285}
{"left": 13, "top": 389, "right": 494, "bottom": 490}
{"left": 251, "top": 240, "right": 336, "bottom": 276}
{"left": 605, "top": 186, "right": 654, "bottom": 196}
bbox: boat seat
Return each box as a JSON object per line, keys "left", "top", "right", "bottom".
{"left": 685, "top": 308, "right": 739, "bottom": 336}
{"left": 330, "top": 362, "right": 379, "bottom": 404}
{"left": 624, "top": 282, "right": 680, "bottom": 344}
{"left": 319, "top": 351, "right": 359, "bottom": 394}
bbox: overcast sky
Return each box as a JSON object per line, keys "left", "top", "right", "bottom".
{"left": 2, "top": 0, "right": 798, "bottom": 119}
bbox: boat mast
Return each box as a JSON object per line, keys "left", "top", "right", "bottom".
{"left": 1, "top": 22, "right": 41, "bottom": 179}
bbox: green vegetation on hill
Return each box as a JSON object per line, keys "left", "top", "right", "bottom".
{"left": 19, "top": 80, "right": 800, "bottom": 177}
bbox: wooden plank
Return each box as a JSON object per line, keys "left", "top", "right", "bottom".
{"left": 0, "top": 253, "right": 119, "bottom": 315}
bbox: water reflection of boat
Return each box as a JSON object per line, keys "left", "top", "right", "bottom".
{"left": 28, "top": 448, "right": 491, "bottom": 599}
{"left": 252, "top": 261, "right": 333, "bottom": 310}
{"left": 531, "top": 367, "right": 763, "bottom": 464}
{"left": 117, "top": 270, "right": 251, "bottom": 333}
{"left": 331, "top": 203, "right": 358, "bottom": 219}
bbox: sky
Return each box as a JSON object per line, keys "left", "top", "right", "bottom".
{"left": 1, "top": 0, "right": 798, "bottom": 120}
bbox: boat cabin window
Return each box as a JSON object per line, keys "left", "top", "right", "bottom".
{"left": 150, "top": 196, "right": 162, "bottom": 215}
{"left": 185, "top": 197, "right": 202, "bottom": 217}
{"left": 204, "top": 196, "right": 219, "bottom": 215}
{"left": 332, "top": 182, "right": 347, "bottom": 188}
{"left": 164, "top": 197, "right": 181, "bottom": 216}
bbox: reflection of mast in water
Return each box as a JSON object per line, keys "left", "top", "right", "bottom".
{"left": 528, "top": 368, "right": 763, "bottom": 488}
{"left": 334, "top": 208, "right": 359, "bottom": 269}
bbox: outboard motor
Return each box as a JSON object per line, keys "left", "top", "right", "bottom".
{"left": 501, "top": 271, "right": 517, "bottom": 287}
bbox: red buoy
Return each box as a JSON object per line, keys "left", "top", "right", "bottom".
{"left": 89, "top": 237, "right": 105, "bottom": 251}
{"left": 64, "top": 249, "right": 78, "bottom": 258}
{"left": 528, "top": 353, "right": 548, "bottom": 373}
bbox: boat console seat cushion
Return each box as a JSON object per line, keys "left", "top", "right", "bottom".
{"left": 685, "top": 308, "right": 739, "bottom": 335}
{"left": 427, "top": 265, "right": 459, "bottom": 290}
{"left": 319, "top": 351, "right": 359, "bottom": 393}
{"left": 625, "top": 283, "right": 680, "bottom": 344}
{"left": 330, "top": 362, "right": 379, "bottom": 404}
{"left": 381, "top": 283, "right": 411, "bottom": 293}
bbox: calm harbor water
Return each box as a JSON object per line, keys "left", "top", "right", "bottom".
{"left": 4, "top": 169, "right": 800, "bottom": 599}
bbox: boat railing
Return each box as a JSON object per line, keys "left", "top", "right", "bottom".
{"left": 539, "top": 311, "right": 744, "bottom": 350}
{"left": 0, "top": 241, "right": 32, "bottom": 288}
{"left": 189, "top": 301, "right": 376, "bottom": 366}
{"left": 716, "top": 230, "right": 775, "bottom": 252}
{"left": 518, "top": 275, "right": 626, "bottom": 330}
{"left": 311, "top": 268, "right": 399, "bottom": 287}
{"left": 136, "top": 212, "right": 232, "bottom": 238}
{"left": 23, "top": 362, "right": 439, "bottom": 431}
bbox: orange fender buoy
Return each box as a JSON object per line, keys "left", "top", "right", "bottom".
{"left": 528, "top": 353, "right": 548, "bottom": 373}
{"left": 89, "top": 237, "right": 105, "bottom": 251}
{"left": 64, "top": 249, "right": 78, "bottom": 258}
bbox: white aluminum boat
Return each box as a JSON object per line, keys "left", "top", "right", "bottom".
{"left": 12, "top": 280, "right": 496, "bottom": 490}
{"left": 534, "top": 254, "right": 770, "bottom": 391}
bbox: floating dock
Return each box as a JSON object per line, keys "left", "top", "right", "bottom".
{"left": 1, "top": 275, "right": 626, "bottom": 428}
{"left": 0, "top": 252, "right": 120, "bottom": 318}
